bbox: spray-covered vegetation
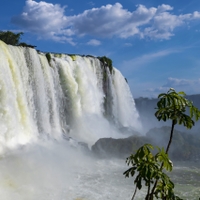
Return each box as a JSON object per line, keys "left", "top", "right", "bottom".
{"left": 98, "top": 56, "right": 113, "bottom": 74}
{"left": 45, "top": 53, "right": 51, "bottom": 64}
{"left": 68, "top": 54, "right": 76, "bottom": 61}
{"left": 55, "top": 53, "right": 62, "bottom": 58}
{"left": 0, "top": 31, "right": 36, "bottom": 48}
{"left": 124, "top": 88, "right": 200, "bottom": 200}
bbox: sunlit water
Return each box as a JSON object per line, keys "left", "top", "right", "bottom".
{"left": 0, "top": 41, "right": 142, "bottom": 199}
{"left": 0, "top": 38, "right": 144, "bottom": 200}
{"left": 0, "top": 140, "right": 135, "bottom": 200}
{"left": 0, "top": 140, "right": 199, "bottom": 200}
{"left": 171, "top": 162, "right": 200, "bottom": 199}
{"left": 0, "top": 38, "right": 198, "bottom": 200}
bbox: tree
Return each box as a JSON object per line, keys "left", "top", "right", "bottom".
{"left": 18, "top": 42, "right": 36, "bottom": 49}
{"left": 155, "top": 88, "right": 200, "bottom": 154}
{"left": 124, "top": 88, "right": 200, "bottom": 200}
{"left": 0, "top": 31, "right": 23, "bottom": 45}
{"left": 0, "top": 31, "right": 36, "bottom": 48}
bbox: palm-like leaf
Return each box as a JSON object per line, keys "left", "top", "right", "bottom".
{"left": 155, "top": 88, "right": 200, "bottom": 129}
{"left": 124, "top": 88, "right": 200, "bottom": 200}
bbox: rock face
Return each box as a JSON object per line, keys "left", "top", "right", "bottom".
{"left": 92, "top": 126, "right": 200, "bottom": 161}
{"left": 91, "top": 135, "right": 151, "bottom": 158}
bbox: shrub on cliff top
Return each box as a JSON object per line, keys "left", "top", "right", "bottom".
{"left": 98, "top": 56, "right": 113, "bottom": 74}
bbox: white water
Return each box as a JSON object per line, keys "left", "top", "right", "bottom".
{"left": 0, "top": 41, "right": 199, "bottom": 200}
{"left": 0, "top": 41, "right": 141, "bottom": 151}
{"left": 0, "top": 142, "right": 199, "bottom": 200}
{"left": 0, "top": 41, "right": 143, "bottom": 199}
{"left": 0, "top": 141, "right": 134, "bottom": 200}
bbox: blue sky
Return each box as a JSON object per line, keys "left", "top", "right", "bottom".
{"left": 1, "top": 0, "right": 200, "bottom": 98}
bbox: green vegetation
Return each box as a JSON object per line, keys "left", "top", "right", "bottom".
{"left": 86, "top": 55, "right": 95, "bottom": 58}
{"left": 98, "top": 56, "right": 113, "bottom": 74}
{"left": 45, "top": 53, "right": 51, "bottom": 64}
{"left": 0, "top": 31, "right": 36, "bottom": 48}
{"left": 55, "top": 53, "right": 62, "bottom": 58}
{"left": 0, "top": 31, "right": 23, "bottom": 45}
{"left": 155, "top": 88, "right": 200, "bottom": 154}
{"left": 124, "top": 144, "right": 178, "bottom": 200}
{"left": 124, "top": 88, "right": 200, "bottom": 200}
{"left": 69, "top": 54, "right": 76, "bottom": 61}
{"left": 18, "top": 42, "right": 36, "bottom": 49}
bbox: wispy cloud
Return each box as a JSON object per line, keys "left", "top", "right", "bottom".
{"left": 86, "top": 39, "right": 101, "bottom": 46}
{"left": 88, "top": 1, "right": 95, "bottom": 6}
{"left": 11, "top": 1, "right": 200, "bottom": 44}
{"left": 121, "top": 48, "right": 180, "bottom": 72}
{"left": 124, "top": 43, "right": 133, "bottom": 47}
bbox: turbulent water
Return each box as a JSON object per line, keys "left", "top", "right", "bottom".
{"left": 0, "top": 41, "right": 142, "bottom": 199}
{"left": 0, "top": 141, "right": 135, "bottom": 200}
{"left": 0, "top": 40, "right": 141, "bottom": 151}
{"left": 0, "top": 142, "right": 199, "bottom": 200}
{"left": 0, "top": 41, "right": 199, "bottom": 200}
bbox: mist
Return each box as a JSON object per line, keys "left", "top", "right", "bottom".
{"left": 0, "top": 138, "right": 143, "bottom": 200}
{"left": 0, "top": 41, "right": 199, "bottom": 200}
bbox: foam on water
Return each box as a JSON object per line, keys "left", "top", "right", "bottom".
{"left": 0, "top": 141, "right": 199, "bottom": 200}
{"left": 0, "top": 140, "right": 142, "bottom": 200}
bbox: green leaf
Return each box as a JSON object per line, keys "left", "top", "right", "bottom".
{"left": 124, "top": 88, "right": 200, "bottom": 200}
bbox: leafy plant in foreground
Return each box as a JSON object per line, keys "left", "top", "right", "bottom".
{"left": 124, "top": 88, "right": 200, "bottom": 200}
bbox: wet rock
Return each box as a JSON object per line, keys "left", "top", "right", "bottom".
{"left": 91, "top": 135, "right": 151, "bottom": 159}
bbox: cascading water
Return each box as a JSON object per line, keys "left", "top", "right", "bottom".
{"left": 0, "top": 40, "right": 141, "bottom": 151}
{"left": 0, "top": 41, "right": 143, "bottom": 200}
{"left": 0, "top": 41, "right": 199, "bottom": 200}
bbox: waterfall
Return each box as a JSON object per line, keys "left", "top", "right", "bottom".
{"left": 0, "top": 40, "right": 141, "bottom": 152}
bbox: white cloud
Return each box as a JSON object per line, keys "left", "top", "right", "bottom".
{"left": 143, "top": 5, "right": 187, "bottom": 40}
{"left": 87, "top": 39, "right": 101, "bottom": 46}
{"left": 12, "top": 0, "right": 67, "bottom": 34}
{"left": 11, "top": 0, "right": 74, "bottom": 43}
{"left": 156, "top": 4, "right": 173, "bottom": 13}
{"left": 69, "top": 3, "right": 159, "bottom": 39}
{"left": 11, "top": 1, "right": 200, "bottom": 44}
{"left": 193, "top": 11, "right": 200, "bottom": 19}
